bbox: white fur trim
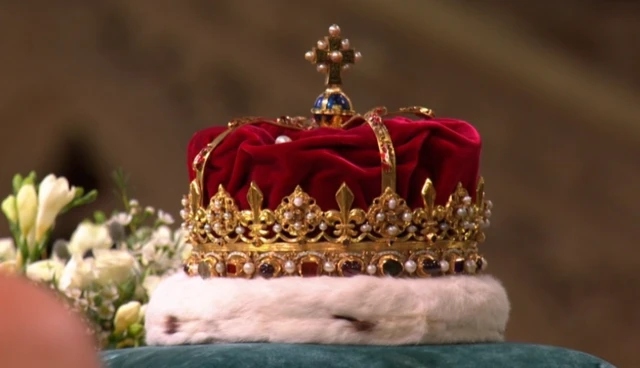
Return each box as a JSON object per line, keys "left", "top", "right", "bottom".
{"left": 145, "top": 273, "right": 509, "bottom": 346}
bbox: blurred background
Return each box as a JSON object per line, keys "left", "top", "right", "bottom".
{"left": 0, "top": 0, "right": 638, "bottom": 366}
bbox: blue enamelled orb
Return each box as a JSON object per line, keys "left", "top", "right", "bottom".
{"left": 311, "top": 91, "right": 354, "bottom": 115}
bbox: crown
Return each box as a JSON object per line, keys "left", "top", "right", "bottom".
{"left": 180, "top": 25, "right": 493, "bottom": 280}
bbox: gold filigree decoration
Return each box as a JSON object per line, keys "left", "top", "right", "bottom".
{"left": 274, "top": 186, "right": 323, "bottom": 242}
{"left": 366, "top": 187, "right": 413, "bottom": 240}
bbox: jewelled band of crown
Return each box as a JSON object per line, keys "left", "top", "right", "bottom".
{"left": 180, "top": 177, "right": 493, "bottom": 279}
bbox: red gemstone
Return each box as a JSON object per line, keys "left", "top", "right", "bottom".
{"left": 226, "top": 263, "right": 237, "bottom": 275}
{"left": 301, "top": 261, "right": 320, "bottom": 277}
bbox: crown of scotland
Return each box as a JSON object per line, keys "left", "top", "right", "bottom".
{"left": 181, "top": 24, "right": 493, "bottom": 280}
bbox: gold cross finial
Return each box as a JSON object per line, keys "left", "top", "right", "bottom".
{"left": 305, "top": 24, "right": 362, "bottom": 87}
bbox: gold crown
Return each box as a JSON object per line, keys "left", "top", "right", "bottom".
{"left": 180, "top": 25, "right": 493, "bottom": 279}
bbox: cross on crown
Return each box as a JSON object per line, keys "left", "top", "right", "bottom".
{"left": 305, "top": 24, "right": 362, "bottom": 87}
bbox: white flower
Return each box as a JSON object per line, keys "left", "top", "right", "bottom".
{"left": 114, "top": 301, "right": 141, "bottom": 334}
{"left": 16, "top": 184, "right": 37, "bottom": 238}
{"left": 94, "top": 249, "right": 138, "bottom": 285}
{"left": 157, "top": 210, "right": 174, "bottom": 225}
{"left": 1, "top": 195, "right": 17, "bottom": 223}
{"left": 58, "top": 255, "right": 96, "bottom": 291}
{"left": 0, "top": 238, "right": 16, "bottom": 262}
{"left": 67, "top": 222, "right": 112, "bottom": 255}
{"left": 142, "top": 275, "right": 162, "bottom": 297}
{"left": 109, "top": 213, "right": 132, "bottom": 226}
{"left": 35, "top": 174, "right": 76, "bottom": 242}
{"left": 26, "top": 259, "right": 64, "bottom": 283}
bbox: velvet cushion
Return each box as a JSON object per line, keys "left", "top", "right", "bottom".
{"left": 187, "top": 117, "right": 481, "bottom": 209}
{"left": 101, "top": 343, "right": 614, "bottom": 368}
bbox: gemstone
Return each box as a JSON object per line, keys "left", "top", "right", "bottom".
{"left": 301, "top": 261, "right": 320, "bottom": 277}
{"left": 453, "top": 258, "right": 465, "bottom": 273}
{"left": 226, "top": 263, "right": 237, "bottom": 275}
{"left": 198, "top": 262, "right": 211, "bottom": 278}
{"left": 259, "top": 263, "right": 276, "bottom": 278}
{"left": 382, "top": 259, "right": 403, "bottom": 276}
{"left": 421, "top": 258, "right": 441, "bottom": 276}
{"left": 341, "top": 260, "right": 362, "bottom": 277}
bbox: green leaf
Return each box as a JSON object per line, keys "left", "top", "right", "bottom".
{"left": 12, "top": 174, "right": 23, "bottom": 194}
{"left": 74, "top": 186, "right": 85, "bottom": 199}
{"left": 74, "top": 189, "right": 98, "bottom": 206}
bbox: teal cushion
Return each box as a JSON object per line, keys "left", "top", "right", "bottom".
{"left": 101, "top": 343, "right": 614, "bottom": 368}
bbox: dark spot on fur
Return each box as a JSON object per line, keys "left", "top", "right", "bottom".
{"left": 333, "top": 315, "right": 376, "bottom": 332}
{"left": 165, "top": 315, "right": 180, "bottom": 335}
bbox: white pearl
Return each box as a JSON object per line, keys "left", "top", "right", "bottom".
{"left": 323, "top": 261, "right": 336, "bottom": 273}
{"left": 235, "top": 226, "right": 245, "bottom": 235}
{"left": 319, "top": 222, "right": 328, "bottom": 231}
{"left": 404, "top": 260, "right": 417, "bottom": 274}
{"left": 486, "top": 200, "right": 493, "bottom": 210}
{"left": 360, "top": 223, "right": 372, "bottom": 232}
{"left": 306, "top": 212, "right": 316, "bottom": 220}
{"left": 215, "top": 262, "right": 225, "bottom": 274}
{"left": 243, "top": 262, "right": 255, "bottom": 275}
{"left": 272, "top": 224, "right": 282, "bottom": 233}
{"left": 375, "top": 213, "right": 385, "bottom": 222}
{"left": 439, "top": 260, "right": 450, "bottom": 272}
{"left": 387, "top": 199, "right": 397, "bottom": 209}
{"left": 387, "top": 225, "right": 399, "bottom": 236}
{"left": 317, "top": 40, "right": 327, "bottom": 50}
{"left": 330, "top": 50, "right": 343, "bottom": 62}
{"left": 402, "top": 212, "right": 412, "bottom": 222}
{"left": 407, "top": 225, "right": 417, "bottom": 233}
{"left": 207, "top": 213, "right": 214, "bottom": 222}
{"left": 341, "top": 64, "right": 351, "bottom": 71}
{"left": 439, "top": 223, "right": 449, "bottom": 231}
{"left": 213, "top": 200, "right": 222, "bottom": 209}
{"left": 366, "top": 264, "right": 377, "bottom": 275}
{"left": 213, "top": 223, "right": 222, "bottom": 233}
{"left": 456, "top": 208, "right": 467, "bottom": 217}
{"left": 284, "top": 211, "right": 293, "bottom": 220}
{"left": 204, "top": 224, "right": 211, "bottom": 233}
{"left": 293, "top": 196, "right": 304, "bottom": 207}
{"left": 462, "top": 196, "right": 472, "bottom": 205}
{"left": 181, "top": 198, "right": 188, "bottom": 206}
{"left": 284, "top": 260, "right": 296, "bottom": 274}
{"left": 464, "top": 259, "right": 477, "bottom": 273}
{"left": 293, "top": 222, "right": 303, "bottom": 231}
{"left": 481, "top": 219, "right": 491, "bottom": 229}
{"left": 328, "top": 24, "right": 341, "bottom": 37}
{"left": 354, "top": 51, "right": 362, "bottom": 62}
{"left": 305, "top": 51, "right": 314, "bottom": 61}
{"left": 180, "top": 209, "right": 188, "bottom": 219}
{"left": 341, "top": 39, "right": 350, "bottom": 49}
{"left": 484, "top": 209, "right": 492, "bottom": 218}
{"left": 462, "top": 221, "right": 473, "bottom": 230}
{"left": 223, "top": 212, "right": 232, "bottom": 220}
{"left": 275, "top": 135, "right": 292, "bottom": 144}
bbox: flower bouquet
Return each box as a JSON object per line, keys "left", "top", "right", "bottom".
{"left": 0, "top": 170, "right": 190, "bottom": 349}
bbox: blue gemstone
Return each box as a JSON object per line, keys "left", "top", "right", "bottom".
{"left": 326, "top": 93, "right": 351, "bottom": 111}
{"left": 313, "top": 95, "right": 324, "bottom": 109}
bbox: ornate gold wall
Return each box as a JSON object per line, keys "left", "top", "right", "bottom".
{"left": 0, "top": 1, "right": 638, "bottom": 366}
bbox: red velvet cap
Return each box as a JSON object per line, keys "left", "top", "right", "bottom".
{"left": 187, "top": 116, "right": 481, "bottom": 210}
